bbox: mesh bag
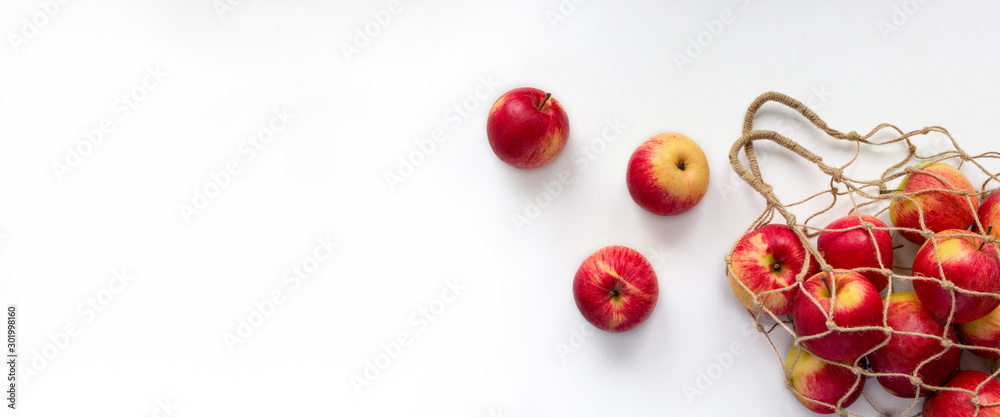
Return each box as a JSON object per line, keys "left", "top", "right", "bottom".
{"left": 724, "top": 91, "right": 1000, "bottom": 416}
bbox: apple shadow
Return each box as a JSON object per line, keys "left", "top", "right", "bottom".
{"left": 502, "top": 147, "right": 579, "bottom": 194}
{"left": 633, "top": 198, "right": 705, "bottom": 248}
{"left": 588, "top": 306, "right": 665, "bottom": 361}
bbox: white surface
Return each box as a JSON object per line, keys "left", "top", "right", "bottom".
{"left": 1, "top": 1, "right": 999, "bottom": 416}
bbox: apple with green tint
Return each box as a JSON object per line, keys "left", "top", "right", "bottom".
{"left": 784, "top": 345, "right": 864, "bottom": 414}
{"left": 956, "top": 304, "right": 1000, "bottom": 358}
{"left": 727, "top": 224, "right": 819, "bottom": 315}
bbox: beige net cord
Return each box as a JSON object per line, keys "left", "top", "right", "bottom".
{"left": 724, "top": 91, "right": 1000, "bottom": 416}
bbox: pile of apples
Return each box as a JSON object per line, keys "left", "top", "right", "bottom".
{"left": 728, "top": 161, "right": 1000, "bottom": 416}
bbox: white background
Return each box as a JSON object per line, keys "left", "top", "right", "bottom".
{"left": 2, "top": 1, "right": 999, "bottom": 416}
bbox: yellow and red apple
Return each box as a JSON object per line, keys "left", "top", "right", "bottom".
{"left": 817, "top": 214, "right": 894, "bottom": 292}
{"left": 923, "top": 370, "right": 1000, "bottom": 417}
{"left": 912, "top": 229, "right": 1000, "bottom": 323}
{"left": 791, "top": 271, "right": 886, "bottom": 362}
{"left": 784, "top": 345, "right": 864, "bottom": 414}
{"left": 572, "top": 245, "right": 658, "bottom": 333}
{"left": 977, "top": 190, "right": 1000, "bottom": 240}
{"left": 867, "top": 292, "right": 961, "bottom": 398}
{"left": 890, "top": 162, "right": 978, "bottom": 244}
{"left": 956, "top": 304, "right": 1000, "bottom": 359}
{"left": 486, "top": 87, "right": 569, "bottom": 169}
{"left": 727, "top": 224, "right": 819, "bottom": 316}
{"left": 625, "top": 133, "right": 710, "bottom": 216}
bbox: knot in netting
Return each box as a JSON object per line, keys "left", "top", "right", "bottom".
{"left": 831, "top": 168, "right": 845, "bottom": 183}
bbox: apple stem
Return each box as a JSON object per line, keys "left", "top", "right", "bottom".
{"left": 982, "top": 226, "right": 994, "bottom": 251}
{"left": 893, "top": 244, "right": 904, "bottom": 250}
{"left": 539, "top": 93, "right": 552, "bottom": 110}
{"left": 820, "top": 274, "right": 831, "bottom": 293}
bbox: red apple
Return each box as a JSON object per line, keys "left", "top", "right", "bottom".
{"left": 817, "top": 214, "right": 894, "bottom": 292}
{"left": 486, "top": 87, "right": 569, "bottom": 169}
{"left": 977, "top": 190, "right": 1000, "bottom": 240}
{"left": 792, "top": 271, "right": 886, "bottom": 362}
{"left": 889, "top": 162, "right": 978, "bottom": 244}
{"left": 923, "top": 370, "right": 1000, "bottom": 417}
{"left": 867, "top": 292, "right": 961, "bottom": 398}
{"left": 727, "top": 224, "right": 819, "bottom": 316}
{"left": 572, "top": 245, "right": 658, "bottom": 332}
{"left": 956, "top": 304, "right": 1000, "bottom": 359}
{"left": 625, "top": 133, "right": 710, "bottom": 216}
{"left": 784, "top": 345, "right": 864, "bottom": 414}
{"left": 913, "top": 229, "right": 1000, "bottom": 323}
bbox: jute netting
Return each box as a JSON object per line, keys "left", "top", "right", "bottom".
{"left": 725, "top": 91, "right": 1000, "bottom": 416}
